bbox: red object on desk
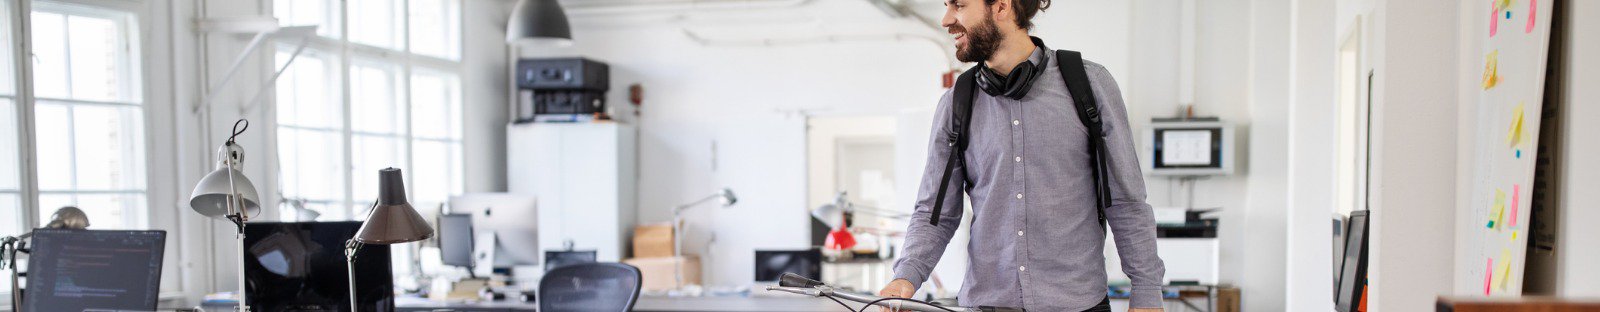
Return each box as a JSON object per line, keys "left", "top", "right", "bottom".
{"left": 826, "top": 227, "right": 856, "bottom": 251}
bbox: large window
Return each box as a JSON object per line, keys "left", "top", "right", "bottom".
{"left": 2, "top": 0, "right": 147, "bottom": 299}
{"left": 273, "top": 0, "right": 463, "bottom": 224}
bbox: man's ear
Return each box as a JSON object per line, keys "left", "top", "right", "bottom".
{"left": 991, "top": 0, "right": 1016, "bottom": 30}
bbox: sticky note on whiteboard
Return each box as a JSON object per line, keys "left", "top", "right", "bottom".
{"left": 1508, "top": 103, "right": 1525, "bottom": 147}
{"left": 1489, "top": 189, "right": 1506, "bottom": 229}
{"left": 1484, "top": 258, "right": 1494, "bottom": 295}
{"left": 1483, "top": 50, "right": 1501, "bottom": 90}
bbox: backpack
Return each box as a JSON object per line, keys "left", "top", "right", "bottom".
{"left": 928, "top": 50, "right": 1112, "bottom": 230}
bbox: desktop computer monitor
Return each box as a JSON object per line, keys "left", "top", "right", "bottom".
{"left": 438, "top": 213, "right": 474, "bottom": 268}
{"left": 754, "top": 249, "right": 822, "bottom": 283}
{"left": 24, "top": 229, "right": 166, "bottom": 312}
{"left": 244, "top": 221, "right": 393, "bottom": 312}
{"left": 1335, "top": 211, "right": 1369, "bottom": 312}
{"left": 449, "top": 193, "right": 539, "bottom": 268}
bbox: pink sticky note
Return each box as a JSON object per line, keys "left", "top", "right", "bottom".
{"left": 1527, "top": 0, "right": 1538, "bottom": 33}
{"left": 1490, "top": 1, "right": 1501, "bottom": 37}
{"left": 1485, "top": 258, "right": 1494, "bottom": 295}
{"left": 1511, "top": 184, "right": 1520, "bottom": 227}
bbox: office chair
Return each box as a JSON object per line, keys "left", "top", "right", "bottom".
{"left": 538, "top": 262, "right": 642, "bottom": 312}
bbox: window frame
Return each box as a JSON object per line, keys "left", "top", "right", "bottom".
{"left": 270, "top": 0, "right": 465, "bottom": 220}
{"left": 1, "top": 0, "right": 178, "bottom": 304}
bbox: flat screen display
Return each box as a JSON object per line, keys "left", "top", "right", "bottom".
{"left": 245, "top": 221, "right": 393, "bottom": 312}
{"left": 25, "top": 229, "right": 166, "bottom": 312}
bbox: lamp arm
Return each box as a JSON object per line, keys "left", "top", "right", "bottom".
{"left": 345, "top": 239, "right": 363, "bottom": 311}
{"left": 671, "top": 193, "right": 721, "bottom": 215}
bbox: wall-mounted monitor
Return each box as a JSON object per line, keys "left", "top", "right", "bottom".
{"left": 1144, "top": 120, "right": 1236, "bottom": 176}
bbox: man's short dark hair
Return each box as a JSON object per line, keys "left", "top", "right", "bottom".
{"left": 984, "top": 0, "right": 1050, "bottom": 31}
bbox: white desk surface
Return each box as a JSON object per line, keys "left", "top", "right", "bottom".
{"left": 396, "top": 294, "right": 865, "bottom": 311}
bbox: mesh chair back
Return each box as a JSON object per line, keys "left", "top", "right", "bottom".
{"left": 538, "top": 262, "right": 642, "bottom": 312}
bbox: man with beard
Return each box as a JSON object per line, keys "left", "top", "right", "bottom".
{"left": 876, "top": 0, "right": 1165, "bottom": 311}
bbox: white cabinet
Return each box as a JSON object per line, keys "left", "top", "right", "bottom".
{"left": 507, "top": 122, "right": 637, "bottom": 265}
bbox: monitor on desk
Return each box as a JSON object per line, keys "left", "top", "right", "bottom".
{"left": 450, "top": 193, "right": 540, "bottom": 269}
{"left": 24, "top": 229, "right": 166, "bottom": 312}
{"left": 438, "top": 213, "right": 474, "bottom": 268}
{"left": 1335, "top": 211, "right": 1369, "bottom": 312}
{"left": 244, "top": 221, "right": 393, "bottom": 312}
{"left": 754, "top": 249, "right": 822, "bottom": 283}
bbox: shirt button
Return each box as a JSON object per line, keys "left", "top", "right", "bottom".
{"left": 1015, "top": 156, "right": 1022, "bottom": 162}
{"left": 1016, "top": 193, "right": 1024, "bottom": 199}
{"left": 1017, "top": 231, "right": 1024, "bottom": 236}
{"left": 1012, "top": 120, "right": 1020, "bottom": 126}
{"left": 1019, "top": 266, "right": 1026, "bottom": 272}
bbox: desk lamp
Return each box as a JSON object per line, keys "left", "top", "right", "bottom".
{"left": 3, "top": 206, "right": 90, "bottom": 308}
{"left": 346, "top": 168, "right": 433, "bottom": 310}
{"left": 189, "top": 119, "right": 261, "bottom": 312}
{"left": 669, "top": 188, "right": 737, "bottom": 288}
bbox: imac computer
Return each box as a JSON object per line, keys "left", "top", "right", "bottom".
{"left": 448, "top": 193, "right": 540, "bottom": 274}
{"left": 24, "top": 229, "right": 166, "bottom": 312}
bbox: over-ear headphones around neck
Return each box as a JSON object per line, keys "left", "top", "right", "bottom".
{"left": 977, "top": 60, "right": 1042, "bottom": 100}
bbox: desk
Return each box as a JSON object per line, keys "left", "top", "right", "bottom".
{"left": 395, "top": 295, "right": 863, "bottom": 312}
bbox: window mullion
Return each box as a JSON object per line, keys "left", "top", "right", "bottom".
{"left": 11, "top": 0, "right": 41, "bottom": 231}
{"left": 338, "top": 0, "right": 354, "bottom": 221}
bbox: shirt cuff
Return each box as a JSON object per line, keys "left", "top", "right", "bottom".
{"left": 1129, "top": 286, "right": 1164, "bottom": 309}
{"left": 890, "top": 262, "right": 929, "bottom": 289}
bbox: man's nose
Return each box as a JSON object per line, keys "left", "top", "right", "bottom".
{"left": 941, "top": 10, "right": 956, "bottom": 31}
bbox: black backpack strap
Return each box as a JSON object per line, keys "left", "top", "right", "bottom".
{"left": 1056, "top": 50, "right": 1113, "bottom": 229}
{"left": 929, "top": 67, "right": 980, "bottom": 226}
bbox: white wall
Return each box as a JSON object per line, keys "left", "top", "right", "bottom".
{"left": 1552, "top": 0, "right": 1600, "bottom": 296}
{"left": 1285, "top": 0, "right": 1339, "bottom": 310}
{"left": 1366, "top": 0, "right": 1462, "bottom": 310}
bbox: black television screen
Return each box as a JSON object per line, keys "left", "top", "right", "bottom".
{"left": 245, "top": 221, "right": 393, "bottom": 312}
{"left": 1335, "top": 211, "right": 1368, "bottom": 312}
{"left": 755, "top": 250, "right": 821, "bottom": 282}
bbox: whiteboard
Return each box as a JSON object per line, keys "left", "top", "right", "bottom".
{"left": 1465, "top": 0, "right": 1554, "bottom": 297}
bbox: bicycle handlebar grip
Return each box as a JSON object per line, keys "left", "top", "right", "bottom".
{"left": 779, "top": 273, "right": 826, "bottom": 288}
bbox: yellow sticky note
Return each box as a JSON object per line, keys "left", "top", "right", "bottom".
{"left": 1483, "top": 50, "right": 1501, "bottom": 90}
{"left": 1490, "top": 189, "right": 1506, "bottom": 229}
{"left": 1512, "top": 230, "right": 1519, "bottom": 241}
{"left": 1496, "top": 0, "right": 1514, "bottom": 11}
{"left": 1493, "top": 249, "right": 1512, "bottom": 290}
{"left": 1508, "top": 103, "right": 1525, "bottom": 147}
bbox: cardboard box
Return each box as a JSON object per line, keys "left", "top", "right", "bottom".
{"left": 623, "top": 256, "right": 701, "bottom": 292}
{"left": 633, "top": 223, "right": 675, "bottom": 258}
{"left": 1216, "top": 286, "right": 1240, "bottom": 312}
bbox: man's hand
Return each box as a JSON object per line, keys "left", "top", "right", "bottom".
{"left": 1129, "top": 308, "right": 1164, "bottom": 312}
{"left": 876, "top": 279, "right": 916, "bottom": 312}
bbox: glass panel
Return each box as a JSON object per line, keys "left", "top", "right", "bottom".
{"left": 30, "top": 11, "right": 68, "bottom": 99}
{"left": 33, "top": 103, "right": 71, "bottom": 190}
{"left": 274, "top": 0, "right": 341, "bottom": 38}
{"left": 0, "top": 193, "right": 19, "bottom": 238}
{"left": 0, "top": 99, "right": 17, "bottom": 190}
{"left": 39, "top": 193, "right": 145, "bottom": 230}
{"left": 275, "top": 50, "right": 340, "bottom": 129}
{"left": 70, "top": 104, "right": 145, "bottom": 191}
{"left": 66, "top": 15, "right": 125, "bottom": 102}
{"left": 409, "top": 72, "right": 458, "bottom": 140}
{"left": 277, "top": 128, "right": 344, "bottom": 202}
{"left": 0, "top": 0, "right": 15, "bottom": 96}
{"left": 350, "top": 63, "right": 403, "bottom": 135}
{"left": 407, "top": 0, "right": 460, "bottom": 60}
{"left": 410, "top": 140, "right": 450, "bottom": 205}
{"left": 348, "top": 0, "right": 403, "bottom": 49}
{"left": 350, "top": 134, "right": 404, "bottom": 213}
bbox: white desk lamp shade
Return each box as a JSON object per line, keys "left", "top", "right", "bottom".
{"left": 190, "top": 143, "right": 261, "bottom": 218}
{"left": 811, "top": 203, "right": 844, "bottom": 229}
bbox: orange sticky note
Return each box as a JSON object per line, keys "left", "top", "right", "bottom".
{"left": 1483, "top": 50, "right": 1501, "bottom": 89}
